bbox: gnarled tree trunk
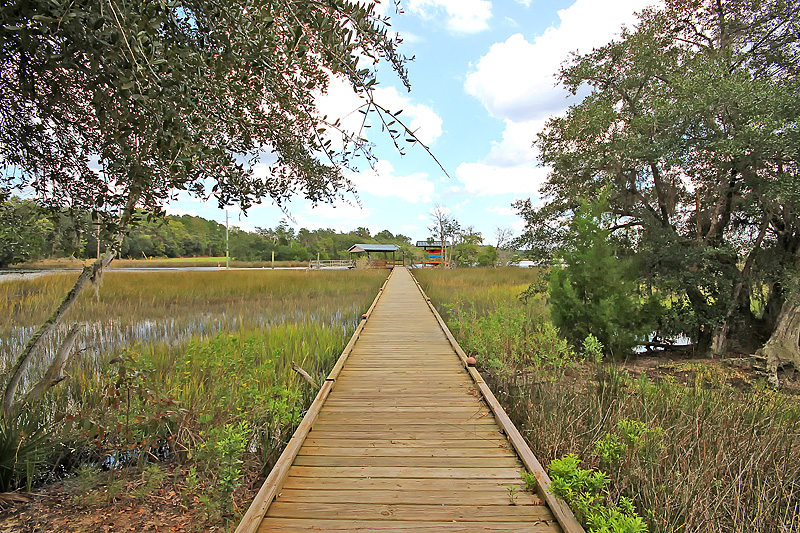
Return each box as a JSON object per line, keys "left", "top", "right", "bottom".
{"left": 755, "top": 301, "right": 800, "bottom": 387}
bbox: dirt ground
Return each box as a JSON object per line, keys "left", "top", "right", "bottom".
{"left": 0, "top": 465, "right": 263, "bottom": 533}
{"left": 620, "top": 347, "right": 800, "bottom": 395}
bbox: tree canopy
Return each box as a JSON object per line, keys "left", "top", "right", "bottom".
{"left": 0, "top": 0, "right": 425, "bottom": 417}
{"left": 516, "top": 0, "right": 800, "bottom": 367}
{"left": 1, "top": 0, "right": 412, "bottom": 232}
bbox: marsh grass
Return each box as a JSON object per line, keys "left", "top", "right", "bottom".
{"left": 0, "top": 268, "right": 383, "bottom": 519}
{"left": 417, "top": 267, "right": 800, "bottom": 533}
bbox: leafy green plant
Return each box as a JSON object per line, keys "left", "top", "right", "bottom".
{"left": 0, "top": 416, "right": 50, "bottom": 491}
{"left": 583, "top": 334, "right": 605, "bottom": 363}
{"left": 195, "top": 421, "right": 250, "bottom": 501}
{"left": 594, "top": 433, "right": 626, "bottom": 467}
{"left": 507, "top": 484, "right": 520, "bottom": 505}
{"left": 549, "top": 454, "right": 646, "bottom": 532}
{"left": 521, "top": 471, "right": 538, "bottom": 491}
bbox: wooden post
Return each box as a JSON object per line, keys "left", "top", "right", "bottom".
{"left": 271, "top": 250, "right": 274, "bottom": 269}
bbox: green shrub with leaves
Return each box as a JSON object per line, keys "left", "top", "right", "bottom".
{"left": 549, "top": 199, "right": 659, "bottom": 358}
{"left": 549, "top": 454, "right": 647, "bottom": 533}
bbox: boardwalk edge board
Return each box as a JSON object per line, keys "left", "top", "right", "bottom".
{"left": 234, "top": 270, "right": 395, "bottom": 533}
{"left": 409, "top": 269, "right": 587, "bottom": 533}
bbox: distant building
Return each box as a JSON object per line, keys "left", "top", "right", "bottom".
{"left": 415, "top": 241, "right": 450, "bottom": 267}
{"left": 347, "top": 244, "right": 403, "bottom": 269}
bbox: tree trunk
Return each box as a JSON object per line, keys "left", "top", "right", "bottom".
{"left": 2, "top": 250, "right": 114, "bottom": 419}
{"left": 711, "top": 210, "right": 770, "bottom": 357}
{"left": 22, "top": 323, "right": 82, "bottom": 406}
{"left": 755, "top": 301, "right": 800, "bottom": 387}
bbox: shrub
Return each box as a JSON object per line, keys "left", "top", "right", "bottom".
{"left": 0, "top": 416, "right": 50, "bottom": 491}
{"left": 549, "top": 454, "right": 647, "bottom": 533}
{"left": 549, "top": 200, "right": 658, "bottom": 358}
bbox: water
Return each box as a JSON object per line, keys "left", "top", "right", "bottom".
{"left": 635, "top": 332, "right": 693, "bottom": 353}
{"left": 0, "top": 307, "right": 355, "bottom": 393}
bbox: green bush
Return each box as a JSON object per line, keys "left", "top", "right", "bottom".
{"left": 449, "top": 302, "right": 574, "bottom": 373}
{"left": 550, "top": 454, "right": 647, "bottom": 533}
{"left": 549, "top": 200, "right": 659, "bottom": 358}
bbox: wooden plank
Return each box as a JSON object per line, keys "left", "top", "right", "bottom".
{"left": 323, "top": 402, "right": 483, "bottom": 409}
{"left": 287, "top": 466, "right": 524, "bottom": 479}
{"left": 258, "top": 519, "right": 560, "bottom": 532}
{"left": 301, "top": 437, "right": 510, "bottom": 449}
{"left": 279, "top": 477, "right": 525, "bottom": 492}
{"left": 292, "top": 455, "right": 522, "bottom": 468}
{"left": 274, "top": 488, "right": 544, "bottom": 506}
{"left": 305, "top": 430, "right": 505, "bottom": 440}
{"left": 313, "top": 415, "right": 495, "bottom": 425}
{"left": 265, "top": 502, "right": 554, "bottom": 521}
{"left": 296, "top": 446, "right": 512, "bottom": 457}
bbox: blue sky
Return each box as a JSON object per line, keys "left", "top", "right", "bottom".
{"left": 168, "top": 0, "right": 657, "bottom": 245}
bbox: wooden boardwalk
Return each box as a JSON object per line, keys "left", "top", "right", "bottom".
{"left": 237, "top": 267, "right": 583, "bottom": 533}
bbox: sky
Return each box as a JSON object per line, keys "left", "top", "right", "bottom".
{"left": 167, "top": 0, "right": 658, "bottom": 246}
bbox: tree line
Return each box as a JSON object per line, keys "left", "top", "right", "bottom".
{"left": 1, "top": 192, "right": 521, "bottom": 267}
{"left": 0, "top": 194, "right": 426, "bottom": 265}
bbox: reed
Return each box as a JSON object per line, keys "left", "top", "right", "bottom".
{"left": 417, "top": 267, "right": 800, "bottom": 533}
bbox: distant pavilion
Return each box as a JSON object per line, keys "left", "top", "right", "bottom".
{"left": 347, "top": 244, "right": 403, "bottom": 269}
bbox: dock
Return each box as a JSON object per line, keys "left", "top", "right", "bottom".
{"left": 236, "top": 267, "right": 583, "bottom": 532}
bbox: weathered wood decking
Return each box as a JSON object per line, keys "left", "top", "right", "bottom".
{"left": 236, "top": 267, "right": 583, "bottom": 533}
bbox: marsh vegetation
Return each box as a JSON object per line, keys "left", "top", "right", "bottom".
{"left": 0, "top": 269, "right": 384, "bottom": 528}
{"left": 416, "top": 267, "right": 800, "bottom": 533}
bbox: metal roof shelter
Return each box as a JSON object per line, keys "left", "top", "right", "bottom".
{"left": 415, "top": 240, "right": 450, "bottom": 248}
{"left": 348, "top": 244, "right": 403, "bottom": 269}
{"left": 348, "top": 244, "right": 401, "bottom": 253}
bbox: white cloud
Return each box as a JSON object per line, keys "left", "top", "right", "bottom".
{"left": 487, "top": 205, "right": 517, "bottom": 216}
{"left": 484, "top": 118, "right": 546, "bottom": 167}
{"left": 398, "top": 31, "right": 423, "bottom": 44}
{"left": 305, "top": 200, "right": 370, "bottom": 220}
{"left": 510, "top": 218, "right": 527, "bottom": 232}
{"left": 459, "top": 0, "right": 657, "bottom": 197}
{"left": 315, "top": 78, "right": 443, "bottom": 150}
{"left": 348, "top": 160, "right": 435, "bottom": 204}
{"left": 291, "top": 199, "right": 372, "bottom": 233}
{"left": 456, "top": 161, "right": 549, "bottom": 196}
{"left": 164, "top": 206, "right": 199, "bottom": 217}
{"left": 465, "top": 0, "right": 655, "bottom": 122}
{"left": 407, "top": 0, "right": 492, "bottom": 34}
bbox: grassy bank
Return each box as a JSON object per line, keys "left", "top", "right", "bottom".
{"left": 1, "top": 269, "right": 384, "bottom": 529}
{"left": 415, "top": 267, "right": 800, "bottom": 533}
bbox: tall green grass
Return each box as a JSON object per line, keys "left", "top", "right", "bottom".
{"left": 1, "top": 269, "right": 384, "bottom": 516}
{"left": 416, "top": 267, "right": 800, "bottom": 533}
